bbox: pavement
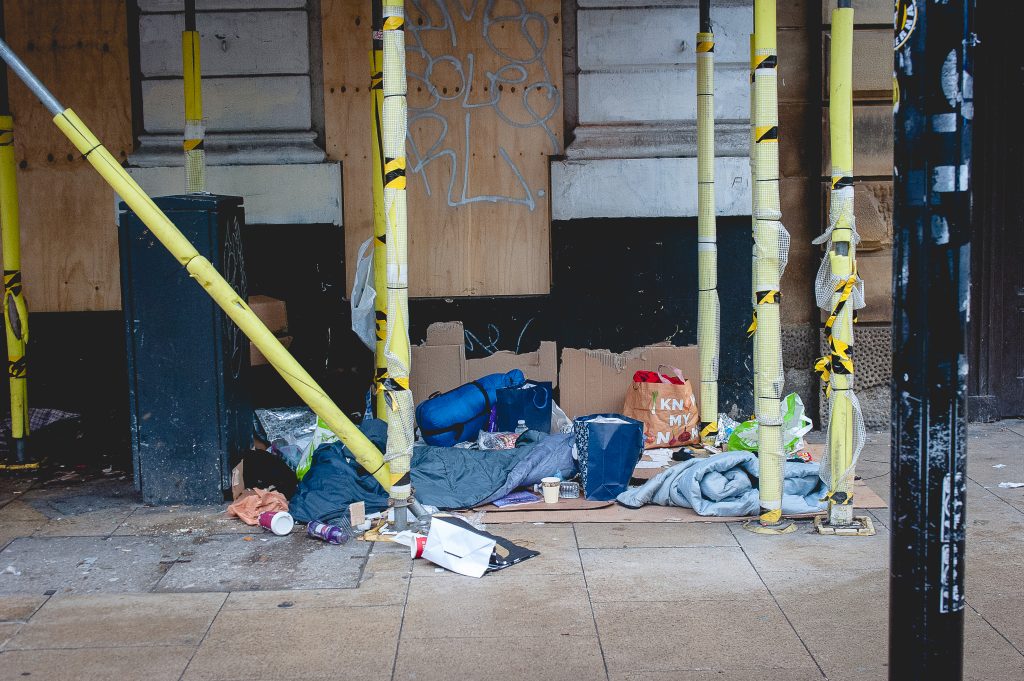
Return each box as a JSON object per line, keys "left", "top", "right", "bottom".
{"left": 0, "top": 420, "right": 1022, "bottom": 680}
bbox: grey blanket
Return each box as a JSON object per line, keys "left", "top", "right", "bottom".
{"left": 412, "top": 431, "right": 577, "bottom": 509}
{"left": 616, "top": 451, "right": 828, "bottom": 517}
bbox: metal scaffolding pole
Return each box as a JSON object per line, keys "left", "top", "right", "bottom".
{"left": 0, "top": 36, "right": 394, "bottom": 490}
{"left": 0, "top": 5, "right": 31, "bottom": 471}
{"left": 696, "top": 0, "right": 720, "bottom": 443}
{"left": 182, "top": 0, "right": 206, "bottom": 193}
{"left": 891, "top": 0, "right": 974, "bottom": 677}
{"left": 748, "top": 0, "right": 793, "bottom": 534}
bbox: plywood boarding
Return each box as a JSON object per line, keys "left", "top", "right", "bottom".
{"left": 322, "top": 0, "right": 563, "bottom": 297}
{"left": 2, "top": 0, "right": 132, "bottom": 311}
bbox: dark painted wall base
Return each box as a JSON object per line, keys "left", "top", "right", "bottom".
{"left": 2, "top": 216, "right": 756, "bottom": 467}
{"left": 968, "top": 394, "right": 1001, "bottom": 423}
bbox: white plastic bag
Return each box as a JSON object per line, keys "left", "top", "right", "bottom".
{"left": 350, "top": 237, "right": 376, "bottom": 351}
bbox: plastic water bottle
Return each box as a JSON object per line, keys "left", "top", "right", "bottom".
{"left": 514, "top": 419, "right": 528, "bottom": 436}
{"left": 307, "top": 520, "right": 352, "bottom": 545}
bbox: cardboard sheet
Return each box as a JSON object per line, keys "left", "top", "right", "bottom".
{"left": 478, "top": 480, "right": 886, "bottom": 523}
{"left": 410, "top": 321, "right": 558, "bottom": 406}
{"left": 559, "top": 344, "right": 701, "bottom": 419}
{"left": 477, "top": 443, "right": 887, "bottom": 523}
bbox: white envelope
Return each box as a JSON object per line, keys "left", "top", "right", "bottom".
{"left": 421, "top": 516, "right": 496, "bottom": 578}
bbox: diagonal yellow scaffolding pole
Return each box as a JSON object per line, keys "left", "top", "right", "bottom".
{"left": 0, "top": 37, "right": 393, "bottom": 490}
{"left": 370, "top": 0, "right": 389, "bottom": 421}
{"left": 380, "top": 0, "right": 415, "bottom": 528}
{"left": 748, "top": 0, "right": 794, "bottom": 534}
{"left": 696, "top": 0, "right": 720, "bottom": 443}
{"left": 814, "top": 1, "right": 869, "bottom": 532}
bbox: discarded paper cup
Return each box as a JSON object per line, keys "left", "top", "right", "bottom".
{"left": 541, "top": 477, "right": 561, "bottom": 504}
{"left": 411, "top": 535, "right": 427, "bottom": 559}
{"left": 258, "top": 511, "right": 294, "bottom": 536}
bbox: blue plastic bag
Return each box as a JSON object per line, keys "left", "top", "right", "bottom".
{"left": 416, "top": 370, "right": 525, "bottom": 446}
{"left": 496, "top": 381, "right": 552, "bottom": 434}
{"left": 573, "top": 414, "right": 645, "bottom": 501}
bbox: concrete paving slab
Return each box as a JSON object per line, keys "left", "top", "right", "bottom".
{"left": 573, "top": 521, "right": 737, "bottom": 549}
{"left": 594, "top": 599, "right": 818, "bottom": 675}
{"left": 610, "top": 671, "right": 824, "bottom": 681}
{"left": 0, "top": 645, "right": 196, "bottom": 681}
{"left": 0, "top": 622, "right": 21, "bottom": 649}
{"left": 393, "top": 635, "right": 606, "bottom": 681}
{"left": 156, "top": 532, "right": 369, "bottom": 592}
{"left": 795, "top": 623, "right": 887, "bottom": 679}
{"left": 115, "top": 504, "right": 258, "bottom": 537}
{"left": 966, "top": 538, "right": 1024, "bottom": 598}
{"left": 0, "top": 595, "right": 48, "bottom": 622}
{"left": 0, "top": 500, "right": 49, "bottom": 523}
{"left": 0, "top": 536, "right": 183, "bottom": 594}
{"left": 411, "top": 522, "right": 581, "bottom": 578}
{"left": 183, "top": 605, "right": 401, "bottom": 681}
{"left": 403, "top": 572, "right": 595, "bottom": 638}
{"left": 33, "top": 507, "right": 138, "bottom": 538}
{"left": 7, "top": 592, "right": 224, "bottom": 649}
{"left": 967, "top": 557, "right": 1024, "bottom": 653}
{"left": 729, "top": 519, "right": 890, "bottom": 573}
{"left": 759, "top": 569, "right": 888, "bottom": 632}
{"left": 965, "top": 488, "right": 1024, "bottom": 543}
{"left": 581, "top": 546, "right": 768, "bottom": 603}
{"left": 19, "top": 479, "right": 139, "bottom": 518}
{"left": 963, "top": 607, "right": 1024, "bottom": 681}
{"left": 0, "top": 479, "right": 35, "bottom": 508}
{"left": 1005, "top": 419, "right": 1024, "bottom": 439}
{"left": 0, "top": 522, "right": 42, "bottom": 552}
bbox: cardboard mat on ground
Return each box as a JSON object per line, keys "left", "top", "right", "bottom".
{"left": 474, "top": 443, "right": 887, "bottom": 522}
{"left": 474, "top": 479, "right": 885, "bottom": 523}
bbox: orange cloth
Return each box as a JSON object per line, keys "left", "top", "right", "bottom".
{"left": 227, "top": 488, "right": 289, "bottom": 525}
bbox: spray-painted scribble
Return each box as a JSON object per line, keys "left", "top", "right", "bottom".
{"left": 405, "top": 0, "right": 561, "bottom": 210}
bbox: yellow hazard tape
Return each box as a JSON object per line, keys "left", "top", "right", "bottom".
{"left": 755, "top": 125, "right": 778, "bottom": 143}
{"left": 384, "top": 157, "right": 406, "bottom": 190}
{"left": 815, "top": 275, "right": 858, "bottom": 398}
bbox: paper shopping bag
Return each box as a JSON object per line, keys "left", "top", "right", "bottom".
{"left": 622, "top": 366, "right": 700, "bottom": 449}
{"left": 422, "top": 515, "right": 497, "bottom": 578}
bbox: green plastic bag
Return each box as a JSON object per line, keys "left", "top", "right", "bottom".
{"left": 296, "top": 416, "right": 340, "bottom": 480}
{"left": 727, "top": 393, "right": 813, "bottom": 454}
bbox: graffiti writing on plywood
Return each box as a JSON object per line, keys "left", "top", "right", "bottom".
{"left": 405, "top": 0, "right": 561, "bottom": 211}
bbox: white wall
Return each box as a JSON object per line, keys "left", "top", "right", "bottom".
{"left": 553, "top": 0, "right": 753, "bottom": 220}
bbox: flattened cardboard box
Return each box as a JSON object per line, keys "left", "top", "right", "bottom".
{"left": 410, "top": 321, "right": 558, "bottom": 407}
{"left": 248, "top": 295, "right": 288, "bottom": 335}
{"left": 559, "top": 344, "right": 700, "bottom": 419}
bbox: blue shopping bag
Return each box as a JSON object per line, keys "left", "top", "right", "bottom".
{"left": 495, "top": 381, "right": 552, "bottom": 434}
{"left": 573, "top": 414, "right": 645, "bottom": 501}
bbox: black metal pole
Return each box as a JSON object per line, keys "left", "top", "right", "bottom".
{"left": 698, "top": 0, "right": 710, "bottom": 33}
{"left": 184, "top": 0, "right": 197, "bottom": 32}
{"left": 890, "top": 1, "right": 974, "bottom": 679}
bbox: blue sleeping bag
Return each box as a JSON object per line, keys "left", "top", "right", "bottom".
{"left": 416, "top": 370, "right": 524, "bottom": 446}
